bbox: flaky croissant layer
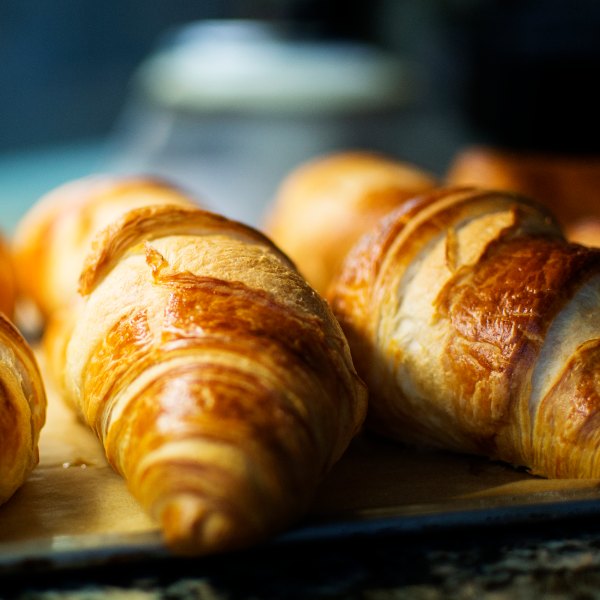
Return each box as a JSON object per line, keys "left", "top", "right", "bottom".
{"left": 329, "top": 186, "right": 600, "bottom": 480}
{"left": 0, "top": 314, "right": 46, "bottom": 505}
{"left": 60, "top": 204, "right": 367, "bottom": 554}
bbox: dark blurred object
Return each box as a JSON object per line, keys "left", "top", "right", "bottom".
{"left": 0, "top": 2, "right": 234, "bottom": 152}
{"left": 456, "top": 0, "right": 600, "bottom": 154}
{"left": 0, "top": 1, "right": 388, "bottom": 154}
{"left": 443, "top": 2, "right": 600, "bottom": 250}
{"left": 3, "top": 1, "right": 600, "bottom": 159}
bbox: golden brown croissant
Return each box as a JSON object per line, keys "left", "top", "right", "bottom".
{"left": 55, "top": 203, "right": 366, "bottom": 554}
{"left": 0, "top": 313, "right": 46, "bottom": 505}
{"left": 329, "top": 185, "right": 600, "bottom": 479}
{"left": 0, "top": 233, "right": 16, "bottom": 319}
{"left": 264, "top": 151, "right": 437, "bottom": 295}
{"left": 446, "top": 145, "right": 600, "bottom": 246}
{"left": 12, "top": 174, "right": 199, "bottom": 322}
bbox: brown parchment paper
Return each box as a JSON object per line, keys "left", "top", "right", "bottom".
{"left": 0, "top": 372, "right": 158, "bottom": 547}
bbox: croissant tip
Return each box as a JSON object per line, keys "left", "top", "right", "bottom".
{"left": 160, "top": 495, "right": 244, "bottom": 556}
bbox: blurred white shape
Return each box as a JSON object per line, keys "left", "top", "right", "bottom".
{"left": 137, "top": 19, "right": 411, "bottom": 113}
{"left": 108, "top": 19, "right": 415, "bottom": 228}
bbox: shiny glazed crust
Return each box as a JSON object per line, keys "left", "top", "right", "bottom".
{"left": 329, "top": 186, "right": 600, "bottom": 479}
{"left": 264, "top": 151, "right": 437, "bottom": 295}
{"left": 58, "top": 204, "right": 367, "bottom": 555}
{"left": 0, "top": 313, "right": 46, "bottom": 505}
{"left": 12, "top": 174, "right": 199, "bottom": 320}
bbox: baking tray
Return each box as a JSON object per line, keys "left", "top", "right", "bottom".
{"left": 2, "top": 353, "right": 600, "bottom": 575}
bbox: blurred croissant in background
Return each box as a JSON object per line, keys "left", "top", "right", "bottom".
{"left": 447, "top": 145, "right": 600, "bottom": 248}
{"left": 264, "top": 151, "right": 437, "bottom": 296}
{"left": 11, "top": 175, "right": 200, "bottom": 324}
{"left": 11, "top": 175, "right": 201, "bottom": 378}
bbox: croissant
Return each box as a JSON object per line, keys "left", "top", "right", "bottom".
{"left": 54, "top": 203, "right": 366, "bottom": 554}
{"left": 264, "top": 151, "right": 437, "bottom": 295}
{"left": 12, "top": 174, "right": 199, "bottom": 322}
{"left": 329, "top": 185, "right": 600, "bottom": 480}
{"left": 0, "top": 233, "right": 16, "bottom": 319}
{"left": 0, "top": 313, "right": 46, "bottom": 505}
{"left": 446, "top": 145, "right": 600, "bottom": 246}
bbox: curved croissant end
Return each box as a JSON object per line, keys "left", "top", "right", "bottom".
{"left": 62, "top": 204, "right": 367, "bottom": 555}
{"left": 0, "top": 313, "right": 47, "bottom": 505}
{"left": 330, "top": 185, "right": 600, "bottom": 480}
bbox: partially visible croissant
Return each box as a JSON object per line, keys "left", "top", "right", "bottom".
{"left": 264, "top": 151, "right": 437, "bottom": 295}
{"left": 0, "top": 313, "right": 46, "bottom": 505}
{"left": 0, "top": 233, "right": 16, "bottom": 319}
{"left": 12, "top": 175, "right": 199, "bottom": 321}
{"left": 330, "top": 186, "right": 600, "bottom": 479}
{"left": 53, "top": 203, "right": 366, "bottom": 554}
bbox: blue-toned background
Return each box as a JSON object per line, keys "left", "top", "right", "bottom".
{"left": 1, "top": 0, "right": 599, "bottom": 230}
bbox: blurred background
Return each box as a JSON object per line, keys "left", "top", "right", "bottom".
{"left": 1, "top": 0, "right": 599, "bottom": 231}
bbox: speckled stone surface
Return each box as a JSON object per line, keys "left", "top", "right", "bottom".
{"left": 8, "top": 519, "right": 600, "bottom": 599}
